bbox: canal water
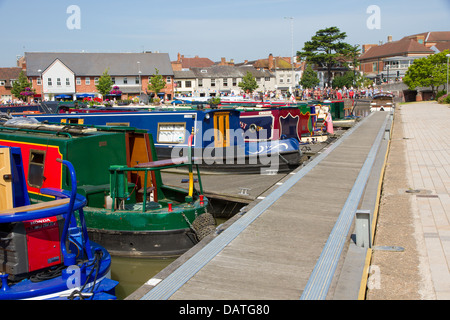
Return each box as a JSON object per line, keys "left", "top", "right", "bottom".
{"left": 111, "top": 256, "right": 175, "bottom": 300}
{"left": 110, "top": 217, "right": 229, "bottom": 300}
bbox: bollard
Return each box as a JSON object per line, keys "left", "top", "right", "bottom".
{"left": 355, "top": 209, "right": 371, "bottom": 248}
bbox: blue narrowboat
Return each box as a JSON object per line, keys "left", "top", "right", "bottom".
{"left": 29, "top": 109, "right": 302, "bottom": 174}
{"left": 0, "top": 146, "right": 117, "bottom": 300}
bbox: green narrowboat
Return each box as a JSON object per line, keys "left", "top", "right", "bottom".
{"left": 0, "top": 118, "right": 212, "bottom": 257}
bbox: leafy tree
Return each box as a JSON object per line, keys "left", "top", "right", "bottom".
{"left": 300, "top": 64, "right": 320, "bottom": 88}
{"left": 403, "top": 50, "right": 449, "bottom": 96}
{"left": 147, "top": 68, "right": 166, "bottom": 97}
{"left": 96, "top": 68, "right": 113, "bottom": 97}
{"left": 11, "top": 70, "right": 35, "bottom": 101}
{"left": 238, "top": 71, "right": 258, "bottom": 93}
{"left": 297, "top": 26, "right": 354, "bottom": 88}
{"left": 332, "top": 71, "right": 357, "bottom": 88}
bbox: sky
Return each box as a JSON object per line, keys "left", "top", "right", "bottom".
{"left": 0, "top": 0, "right": 449, "bottom": 67}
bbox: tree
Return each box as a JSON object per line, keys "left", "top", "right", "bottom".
{"left": 332, "top": 71, "right": 357, "bottom": 89}
{"left": 297, "top": 26, "right": 354, "bottom": 88}
{"left": 403, "top": 50, "right": 449, "bottom": 96}
{"left": 300, "top": 64, "right": 320, "bottom": 88}
{"left": 11, "top": 70, "right": 35, "bottom": 101}
{"left": 147, "top": 68, "right": 166, "bottom": 97}
{"left": 96, "top": 68, "right": 113, "bottom": 97}
{"left": 238, "top": 71, "right": 258, "bottom": 93}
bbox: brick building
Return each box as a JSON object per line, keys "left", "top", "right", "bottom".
{"left": 24, "top": 52, "right": 174, "bottom": 101}
{"left": 358, "top": 34, "right": 437, "bottom": 83}
{"left": 0, "top": 67, "right": 22, "bottom": 103}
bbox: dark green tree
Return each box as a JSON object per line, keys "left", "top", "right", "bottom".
{"left": 96, "top": 68, "right": 113, "bottom": 97}
{"left": 11, "top": 70, "right": 35, "bottom": 101}
{"left": 332, "top": 71, "right": 357, "bottom": 88}
{"left": 297, "top": 26, "right": 354, "bottom": 88}
{"left": 300, "top": 64, "right": 320, "bottom": 88}
{"left": 238, "top": 71, "right": 258, "bottom": 93}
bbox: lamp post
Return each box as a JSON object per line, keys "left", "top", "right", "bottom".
{"left": 284, "top": 16, "right": 294, "bottom": 95}
{"left": 137, "top": 61, "right": 141, "bottom": 98}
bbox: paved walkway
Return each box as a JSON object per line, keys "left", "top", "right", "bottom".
{"left": 131, "top": 112, "right": 389, "bottom": 300}
{"left": 401, "top": 102, "right": 450, "bottom": 299}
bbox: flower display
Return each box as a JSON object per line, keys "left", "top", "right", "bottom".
{"left": 82, "top": 96, "right": 103, "bottom": 106}
{"left": 20, "top": 87, "right": 34, "bottom": 96}
{"left": 110, "top": 85, "right": 122, "bottom": 95}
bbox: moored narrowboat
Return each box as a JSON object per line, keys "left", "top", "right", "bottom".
{"left": 28, "top": 109, "right": 302, "bottom": 174}
{"left": 0, "top": 146, "right": 118, "bottom": 300}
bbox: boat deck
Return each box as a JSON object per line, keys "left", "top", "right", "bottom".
{"left": 127, "top": 111, "right": 391, "bottom": 300}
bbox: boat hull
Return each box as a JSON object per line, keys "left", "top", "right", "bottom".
{"left": 87, "top": 227, "right": 197, "bottom": 258}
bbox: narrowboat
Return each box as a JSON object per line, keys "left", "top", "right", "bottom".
{"left": 236, "top": 105, "right": 314, "bottom": 142}
{"left": 370, "top": 93, "right": 395, "bottom": 112}
{"left": 28, "top": 109, "right": 302, "bottom": 174}
{"left": 0, "top": 118, "right": 212, "bottom": 257}
{"left": 0, "top": 146, "right": 117, "bottom": 300}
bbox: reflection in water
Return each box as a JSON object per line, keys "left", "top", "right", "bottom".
{"left": 110, "top": 217, "right": 229, "bottom": 300}
{"left": 111, "top": 256, "right": 175, "bottom": 300}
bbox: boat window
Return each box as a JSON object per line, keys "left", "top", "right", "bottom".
{"left": 61, "top": 118, "right": 84, "bottom": 124}
{"left": 105, "top": 122, "right": 130, "bottom": 127}
{"left": 157, "top": 123, "right": 186, "bottom": 144}
{"left": 28, "top": 150, "right": 45, "bottom": 188}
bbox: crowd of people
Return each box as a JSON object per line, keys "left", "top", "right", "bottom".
{"left": 297, "top": 86, "right": 380, "bottom": 101}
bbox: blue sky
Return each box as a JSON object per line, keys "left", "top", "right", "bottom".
{"left": 0, "top": 0, "right": 449, "bottom": 67}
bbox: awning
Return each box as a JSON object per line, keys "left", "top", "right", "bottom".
{"left": 55, "top": 94, "right": 72, "bottom": 99}
{"left": 77, "top": 93, "right": 95, "bottom": 98}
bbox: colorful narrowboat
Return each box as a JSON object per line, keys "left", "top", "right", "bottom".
{"left": 370, "top": 93, "right": 395, "bottom": 112}
{"left": 0, "top": 118, "right": 212, "bottom": 258}
{"left": 29, "top": 109, "right": 302, "bottom": 174}
{"left": 0, "top": 146, "right": 118, "bottom": 300}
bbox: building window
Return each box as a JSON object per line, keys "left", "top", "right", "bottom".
{"left": 176, "top": 81, "right": 182, "bottom": 88}
{"left": 85, "top": 77, "right": 90, "bottom": 85}
{"left": 232, "top": 78, "right": 237, "bottom": 86}
{"left": 166, "top": 77, "right": 171, "bottom": 83}
{"left": 211, "top": 79, "right": 216, "bottom": 87}
{"left": 76, "top": 77, "right": 81, "bottom": 85}
{"left": 66, "top": 78, "right": 70, "bottom": 86}
{"left": 57, "top": 78, "right": 61, "bottom": 86}
{"left": 0, "top": 81, "right": 5, "bottom": 86}
{"left": 48, "top": 78, "right": 52, "bottom": 86}
{"left": 135, "top": 76, "right": 140, "bottom": 84}
{"left": 111, "top": 77, "right": 115, "bottom": 84}
{"left": 123, "top": 77, "right": 128, "bottom": 84}
{"left": 185, "top": 81, "right": 192, "bottom": 88}
{"left": 198, "top": 79, "right": 203, "bottom": 87}
{"left": 94, "top": 77, "right": 99, "bottom": 84}
{"left": 37, "top": 78, "right": 41, "bottom": 85}
{"left": 265, "top": 77, "right": 270, "bottom": 81}
{"left": 372, "top": 62, "right": 378, "bottom": 72}
{"left": 223, "top": 78, "right": 228, "bottom": 87}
